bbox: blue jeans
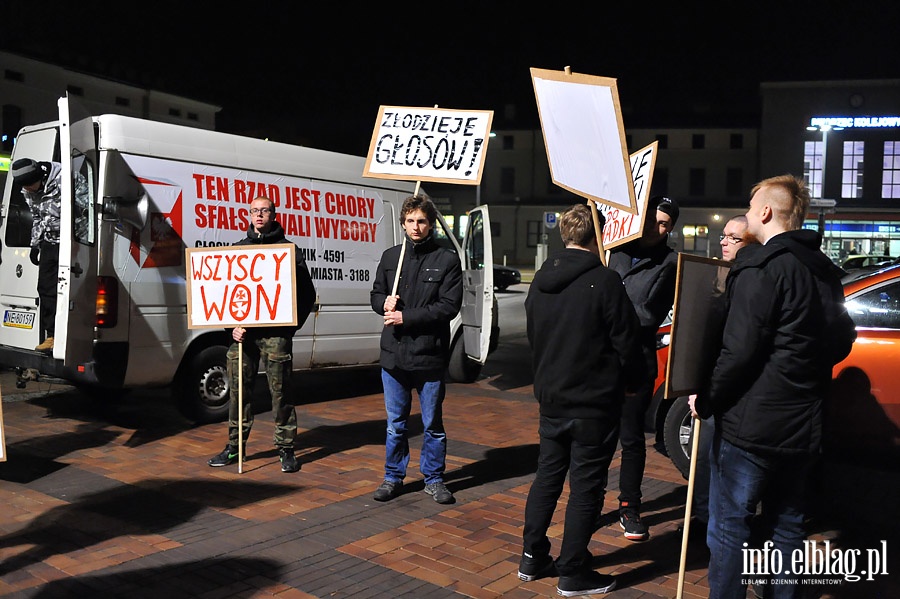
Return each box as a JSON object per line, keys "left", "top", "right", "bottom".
{"left": 707, "top": 435, "right": 813, "bottom": 599}
{"left": 522, "top": 412, "right": 620, "bottom": 576}
{"left": 381, "top": 368, "right": 446, "bottom": 485}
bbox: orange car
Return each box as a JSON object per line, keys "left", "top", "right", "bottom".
{"left": 654, "top": 263, "right": 900, "bottom": 478}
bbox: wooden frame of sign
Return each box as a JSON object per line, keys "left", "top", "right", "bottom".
{"left": 530, "top": 67, "right": 638, "bottom": 214}
{"left": 665, "top": 254, "right": 733, "bottom": 399}
{"left": 362, "top": 105, "right": 494, "bottom": 186}
{"left": 0, "top": 395, "right": 5, "bottom": 462}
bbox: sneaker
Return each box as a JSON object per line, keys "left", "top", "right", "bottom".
{"left": 208, "top": 445, "right": 238, "bottom": 467}
{"left": 35, "top": 337, "right": 54, "bottom": 352}
{"left": 373, "top": 479, "right": 403, "bottom": 501}
{"left": 619, "top": 504, "right": 649, "bottom": 541}
{"left": 279, "top": 448, "right": 300, "bottom": 473}
{"left": 557, "top": 571, "right": 616, "bottom": 596}
{"left": 424, "top": 481, "right": 454, "bottom": 504}
{"left": 518, "top": 552, "right": 555, "bottom": 581}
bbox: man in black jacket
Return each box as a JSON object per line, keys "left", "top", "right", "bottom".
{"left": 607, "top": 195, "right": 679, "bottom": 541}
{"left": 692, "top": 175, "right": 856, "bottom": 599}
{"left": 370, "top": 195, "right": 462, "bottom": 504}
{"left": 207, "top": 196, "right": 316, "bottom": 473}
{"left": 518, "top": 204, "right": 645, "bottom": 597}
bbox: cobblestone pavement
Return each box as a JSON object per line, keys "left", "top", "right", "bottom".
{"left": 0, "top": 367, "right": 897, "bottom": 598}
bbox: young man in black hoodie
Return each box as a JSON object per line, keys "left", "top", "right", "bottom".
{"left": 208, "top": 196, "right": 316, "bottom": 473}
{"left": 519, "top": 204, "right": 645, "bottom": 597}
{"left": 691, "top": 175, "right": 856, "bottom": 599}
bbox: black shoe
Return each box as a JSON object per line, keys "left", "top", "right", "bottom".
{"left": 619, "top": 503, "right": 649, "bottom": 541}
{"left": 279, "top": 448, "right": 300, "bottom": 473}
{"left": 424, "top": 481, "right": 454, "bottom": 504}
{"left": 373, "top": 479, "right": 403, "bottom": 501}
{"left": 208, "top": 445, "right": 239, "bottom": 467}
{"left": 517, "top": 552, "right": 555, "bottom": 581}
{"left": 557, "top": 571, "right": 616, "bottom": 596}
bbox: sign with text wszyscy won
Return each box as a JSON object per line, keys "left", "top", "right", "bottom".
{"left": 185, "top": 244, "right": 298, "bottom": 329}
{"left": 363, "top": 105, "right": 493, "bottom": 185}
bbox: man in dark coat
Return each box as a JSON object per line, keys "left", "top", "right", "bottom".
{"left": 692, "top": 175, "right": 856, "bottom": 599}
{"left": 518, "top": 204, "right": 645, "bottom": 596}
{"left": 369, "top": 195, "right": 462, "bottom": 504}
{"left": 208, "top": 195, "right": 316, "bottom": 473}
{"left": 607, "top": 195, "right": 679, "bottom": 541}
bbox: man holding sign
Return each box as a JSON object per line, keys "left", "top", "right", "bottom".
{"left": 207, "top": 196, "right": 316, "bottom": 473}
{"left": 370, "top": 195, "right": 462, "bottom": 504}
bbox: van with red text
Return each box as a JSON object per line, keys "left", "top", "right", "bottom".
{"left": 0, "top": 96, "right": 495, "bottom": 422}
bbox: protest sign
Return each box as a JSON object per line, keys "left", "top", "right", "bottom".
{"left": 531, "top": 67, "right": 637, "bottom": 214}
{"left": 363, "top": 106, "right": 493, "bottom": 185}
{"left": 601, "top": 141, "right": 658, "bottom": 249}
{"left": 185, "top": 244, "right": 298, "bottom": 329}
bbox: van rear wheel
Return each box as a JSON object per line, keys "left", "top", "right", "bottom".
{"left": 447, "top": 336, "right": 482, "bottom": 383}
{"left": 176, "top": 346, "right": 231, "bottom": 424}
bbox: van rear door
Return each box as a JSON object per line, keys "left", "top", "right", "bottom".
{"left": 459, "top": 205, "right": 494, "bottom": 364}
{"left": 54, "top": 95, "right": 98, "bottom": 368}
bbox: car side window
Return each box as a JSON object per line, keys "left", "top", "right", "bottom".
{"left": 845, "top": 281, "right": 900, "bottom": 329}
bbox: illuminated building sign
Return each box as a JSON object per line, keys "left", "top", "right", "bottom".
{"left": 810, "top": 116, "right": 900, "bottom": 129}
{"left": 0, "top": 155, "right": 10, "bottom": 172}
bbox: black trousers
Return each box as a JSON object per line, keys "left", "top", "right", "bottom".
{"left": 37, "top": 240, "right": 59, "bottom": 339}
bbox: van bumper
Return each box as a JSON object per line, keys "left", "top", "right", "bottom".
{"left": 0, "top": 341, "right": 129, "bottom": 388}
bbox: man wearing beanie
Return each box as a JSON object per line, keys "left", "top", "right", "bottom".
{"left": 12, "top": 158, "right": 64, "bottom": 352}
{"left": 606, "top": 195, "right": 680, "bottom": 542}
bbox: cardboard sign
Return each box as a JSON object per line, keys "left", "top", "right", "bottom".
{"left": 531, "top": 67, "right": 637, "bottom": 214}
{"left": 363, "top": 105, "right": 493, "bottom": 185}
{"left": 665, "top": 254, "right": 733, "bottom": 398}
{"left": 601, "top": 141, "right": 659, "bottom": 249}
{"left": 185, "top": 244, "right": 298, "bottom": 329}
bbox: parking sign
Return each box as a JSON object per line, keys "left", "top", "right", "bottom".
{"left": 544, "top": 211, "right": 558, "bottom": 229}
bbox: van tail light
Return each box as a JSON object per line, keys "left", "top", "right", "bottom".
{"left": 96, "top": 276, "right": 118, "bottom": 328}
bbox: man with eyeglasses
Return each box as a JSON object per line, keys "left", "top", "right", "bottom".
{"left": 208, "top": 196, "right": 316, "bottom": 473}
{"left": 719, "top": 215, "right": 749, "bottom": 262}
{"left": 607, "top": 195, "right": 679, "bottom": 541}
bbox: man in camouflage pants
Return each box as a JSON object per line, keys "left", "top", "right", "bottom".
{"left": 207, "top": 196, "right": 316, "bottom": 473}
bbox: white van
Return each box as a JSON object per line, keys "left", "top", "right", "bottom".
{"left": 0, "top": 96, "right": 495, "bottom": 422}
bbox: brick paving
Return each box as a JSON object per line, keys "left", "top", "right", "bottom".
{"left": 0, "top": 366, "right": 897, "bottom": 598}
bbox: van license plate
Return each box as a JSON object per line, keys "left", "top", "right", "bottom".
{"left": 3, "top": 310, "right": 35, "bottom": 329}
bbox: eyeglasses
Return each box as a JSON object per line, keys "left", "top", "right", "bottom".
{"left": 719, "top": 234, "right": 744, "bottom": 245}
{"left": 249, "top": 207, "right": 273, "bottom": 215}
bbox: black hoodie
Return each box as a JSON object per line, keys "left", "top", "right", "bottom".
{"left": 526, "top": 248, "right": 646, "bottom": 418}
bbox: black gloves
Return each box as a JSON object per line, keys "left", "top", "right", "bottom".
{"left": 29, "top": 247, "right": 40, "bottom": 266}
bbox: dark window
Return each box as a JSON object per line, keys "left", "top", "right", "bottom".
{"left": 653, "top": 167, "right": 669, "bottom": 196}
{"left": 169, "top": 108, "right": 182, "bottom": 117}
{"left": 502, "top": 135, "right": 514, "bottom": 150}
{"left": 67, "top": 85, "right": 84, "bottom": 96}
{"left": 692, "top": 134, "right": 705, "bottom": 149}
{"left": 500, "top": 167, "right": 515, "bottom": 194}
{"left": 730, "top": 133, "right": 744, "bottom": 149}
{"left": 526, "top": 220, "right": 541, "bottom": 247}
{"left": 726, "top": 168, "right": 743, "bottom": 197}
{"left": 187, "top": 112, "right": 199, "bottom": 121}
{"left": 491, "top": 221, "right": 501, "bottom": 237}
{"left": 847, "top": 281, "right": 900, "bottom": 328}
{"left": 689, "top": 168, "right": 706, "bottom": 196}
{"left": 2, "top": 104, "right": 22, "bottom": 152}
{"left": 655, "top": 134, "right": 668, "bottom": 150}
{"left": 115, "top": 96, "right": 130, "bottom": 107}
{"left": 4, "top": 69, "right": 24, "bottom": 82}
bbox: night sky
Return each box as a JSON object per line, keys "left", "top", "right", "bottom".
{"left": 3, "top": 2, "right": 899, "bottom": 156}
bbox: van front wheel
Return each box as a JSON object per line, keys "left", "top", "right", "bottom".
{"left": 447, "top": 336, "right": 482, "bottom": 383}
{"left": 176, "top": 346, "right": 231, "bottom": 424}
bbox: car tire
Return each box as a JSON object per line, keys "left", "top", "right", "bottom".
{"left": 174, "top": 345, "right": 231, "bottom": 424}
{"left": 663, "top": 395, "right": 693, "bottom": 479}
{"left": 447, "top": 335, "right": 482, "bottom": 383}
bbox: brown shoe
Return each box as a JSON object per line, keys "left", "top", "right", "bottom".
{"left": 35, "top": 337, "right": 54, "bottom": 352}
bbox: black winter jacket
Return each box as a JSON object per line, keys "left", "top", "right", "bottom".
{"left": 607, "top": 237, "right": 677, "bottom": 380}
{"left": 696, "top": 229, "right": 856, "bottom": 455}
{"left": 526, "top": 249, "right": 646, "bottom": 419}
{"left": 371, "top": 234, "right": 462, "bottom": 371}
{"left": 229, "top": 221, "right": 317, "bottom": 341}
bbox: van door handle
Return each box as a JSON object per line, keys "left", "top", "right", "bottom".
{"left": 71, "top": 263, "right": 84, "bottom": 277}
